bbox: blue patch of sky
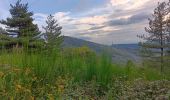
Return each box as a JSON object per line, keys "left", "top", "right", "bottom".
{"left": 7, "top": 0, "right": 108, "bottom": 14}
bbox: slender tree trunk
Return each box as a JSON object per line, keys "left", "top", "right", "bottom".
{"left": 160, "top": 30, "right": 164, "bottom": 72}
{"left": 161, "top": 48, "right": 164, "bottom": 72}
{"left": 160, "top": 14, "right": 164, "bottom": 73}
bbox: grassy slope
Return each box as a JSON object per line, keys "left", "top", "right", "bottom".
{"left": 63, "top": 36, "right": 141, "bottom": 64}
{"left": 0, "top": 47, "right": 169, "bottom": 99}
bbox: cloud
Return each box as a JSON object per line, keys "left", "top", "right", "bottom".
{"left": 68, "top": 0, "right": 164, "bottom": 44}
{"left": 0, "top": 0, "right": 168, "bottom": 44}
{"left": 107, "top": 12, "right": 149, "bottom": 26}
{"left": 77, "top": 15, "right": 108, "bottom": 25}
{"left": 89, "top": 25, "right": 106, "bottom": 30}
{"left": 32, "top": 0, "right": 163, "bottom": 44}
{"left": 33, "top": 13, "right": 47, "bottom": 31}
{"left": 110, "top": 0, "right": 154, "bottom": 11}
{"left": 53, "top": 12, "right": 73, "bottom": 23}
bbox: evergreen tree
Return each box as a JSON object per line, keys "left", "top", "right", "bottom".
{"left": 43, "top": 14, "right": 63, "bottom": 52}
{"left": 0, "top": 0, "right": 42, "bottom": 49}
{"left": 138, "top": 2, "right": 170, "bottom": 72}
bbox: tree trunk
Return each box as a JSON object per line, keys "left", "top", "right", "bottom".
{"left": 160, "top": 27, "right": 163, "bottom": 72}
{"left": 161, "top": 48, "right": 163, "bottom": 72}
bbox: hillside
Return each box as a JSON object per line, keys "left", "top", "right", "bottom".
{"left": 112, "top": 44, "right": 141, "bottom": 63}
{"left": 62, "top": 36, "right": 141, "bottom": 64}
{"left": 62, "top": 36, "right": 107, "bottom": 53}
{"left": 112, "top": 44, "right": 139, "bottom": 49}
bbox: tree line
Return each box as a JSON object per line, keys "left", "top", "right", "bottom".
{"left": 0, "top": 0, "right": 63, "bottom": 52}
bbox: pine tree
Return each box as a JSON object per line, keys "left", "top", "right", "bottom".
{"left": 138, "top": 2, "right": 170, "bottom": 72}
{"left": 0, "top": 0, "right": 42, "bottom": 49}
{"left": 43, "top": 14, "right": 63, "bottom": 52}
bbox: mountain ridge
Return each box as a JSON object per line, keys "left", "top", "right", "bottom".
{"left": 62, "top": 36, "right": 141, "bottom": 64}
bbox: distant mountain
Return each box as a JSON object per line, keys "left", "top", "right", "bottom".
{"left": 112, "top": 44, "right": 139, "bottom": 50}
{"left": 112, "top": 44, "right": 140, "bottom": 56}
{"left": 62, "top": 36, "right": 108, "bottom": 53}
{"left": 112, "top": 43, "right": 141, "bottom": 63}
{"left": 62, "top": 36, "right": 141, "bottom": 64}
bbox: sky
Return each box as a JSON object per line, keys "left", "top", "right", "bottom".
{"left": 0, "top": 0, "right": 167, "bottom": 45}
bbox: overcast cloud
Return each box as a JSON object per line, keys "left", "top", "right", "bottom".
{"left": 0, "top": 0, "right": 168, "bottom": 45}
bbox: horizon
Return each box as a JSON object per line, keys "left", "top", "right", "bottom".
{"left": 0, "top": 0, "right": 167, "bottom": 45}
{"left": 64, "top": 36, "right": 139, "bottom": 46}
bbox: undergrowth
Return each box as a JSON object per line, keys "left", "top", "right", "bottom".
{"left": 0, "top": 47, "right": 169, "bottom": 99}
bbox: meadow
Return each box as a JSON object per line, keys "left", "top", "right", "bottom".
{"left": 0, "top": 47, "right": 170, "bottom": 99}
{"left": 1, "top": 0, "right": 170, "bottom": 99}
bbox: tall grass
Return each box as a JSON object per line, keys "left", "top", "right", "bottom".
{"left": 0, "top": 46, "right": 170, "bottom": 99}
{"left": 0, "top": 47, "right": 169, "bottom": 83}
{"left": 0, "top": 47, "right": 114, "bottom": 84}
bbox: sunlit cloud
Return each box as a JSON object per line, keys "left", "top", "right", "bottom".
{"left": 110, "top": 0, "right": 152, "bottom": 10}
{"left": 0, "top": 0, "right": 168, "bottom": 44}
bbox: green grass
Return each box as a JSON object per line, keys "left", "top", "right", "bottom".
{"left": 0, "top": 47, "right": 170, "bottom": 99}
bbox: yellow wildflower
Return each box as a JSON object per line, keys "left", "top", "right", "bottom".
{"left": 25, "top": 89, "right": 31, "bottom": 93}
{"left": 58, "top": 85, "right": 65, "bottom": 93}
{"left": 0, "top": 71, "right": 4, "bottom": 78}
{"left": 25, "top": 68, "right": 32, "bottom": 75}
{"left": 30, "top": 96, "right": 34, "bottom": 100}
{"left": 15, "top": 84, "right": 22, "bottom": 91}
{"left": 32, "top": 77, "right": 37, "bottom": 81}
{"left": 10, "top": 96, "right": 14, "bottom": 100}
{"left": 48, "top": 94, "right": 54, "bottom": 100}
{"left": 12, "top": 68, "right": 21, "bottom": 73}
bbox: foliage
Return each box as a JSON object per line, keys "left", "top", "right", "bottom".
{"left": 0, "top": 47, "right": 169, "bottom": 99}
{"left": 138, "top": 1, "right": 170, "bottom": 72}
{"left": 0, "top": 0, "right": 42, "bottom": 49}
{"left": 0, "top": 1, "right": 169, "bottom": 99}
{"left": 121, "top": 79, "right": 170, "bottom": 99}
{"left": 43, "top": 14, "right": 63, "bottom": 53}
